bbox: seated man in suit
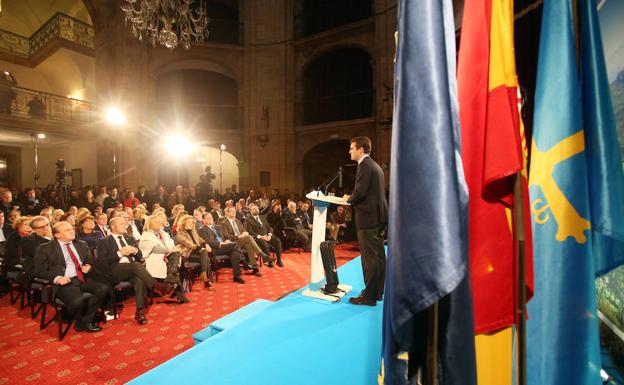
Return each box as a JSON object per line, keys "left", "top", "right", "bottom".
{"left": 298, "top": 201, "right": 314, "bottom": 230}
{"left": 282, "top": 201, "right": 312, "bottom": 251}
{"left": 34, "top": 221, "right": 108, "bottom": 332}
{"left": 220, "top": 207, "right": 267, "bottom": 271}
{"left": 327, "top": 205, "right": 349, "bottom": 242}
{"left": 21, "top": 216, "right": 53, "bottom": 284}
{"left": 245, "top": 203, "right": 283, "bottom": 267}
{"left": 197, "top": 213, "right": 250, "bottom": 282}
{"left": 96, "top": 217, "right": 171, "bottom": 325}
{"left": 94, "top": 213, "right": 110, "bottom": 238}
{"left": 210, "top": 201, "right": 225, "bottom": 223}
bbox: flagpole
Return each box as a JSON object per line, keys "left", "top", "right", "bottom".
{"left": 424, "top": 302, "right": 439, "bottom": 385}
{"left": 513, "top": 172, "right": 527, "bottom": 385}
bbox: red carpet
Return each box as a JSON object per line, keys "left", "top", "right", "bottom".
{"left": 0, "top": 243, "right": 360, "bottom": 385}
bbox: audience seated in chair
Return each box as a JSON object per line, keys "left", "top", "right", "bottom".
{"left": 282, "top": 201, "right": 312, "bottom": 251}
{"left": 33, "top": 221, "right": 108, "bottom": 333}
{"left": 221, "top": 207, "right": 267, "bottom": 270}
{"left": 175, "top": 214, "right": 212, "bottom": 289}
{"left": 245, "top": 203, "right": 282, "bottom": 267}
{"left": 95, "top": 217, "right": 172, "bottom": 325}
{"left": 197, "top": 213, "right": 248, "bottom": 283}
{"left": 139, "top": 215, "right": 188, "bottom": 303}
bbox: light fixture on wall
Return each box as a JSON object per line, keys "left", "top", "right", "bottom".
{"left": 120, "top": 0, "right": 210, "bottom": 50}
{"left": 256, "top": 135, "right": 270, "bottom": 148}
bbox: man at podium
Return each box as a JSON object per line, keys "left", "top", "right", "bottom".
{"left": 344, "top": 136, "right": 388, "bottom": 306}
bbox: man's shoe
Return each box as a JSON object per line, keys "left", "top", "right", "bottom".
{"left": 276, "top": 260, "right": 284, "bottom": 267}
{"left": 176, "top": 292, "right": 190, "bottom": 303}
{"left": 252, "top": 267, "right": 263, "bottom": 277}
{"left": 377, "top": 294, "right": 383, "bottom": 301}
{"left": 135, "top": 310, "right": 148, "bottom": 325}
{"left": 234, "top": 277, "right": 246, "bottom": 284}
{"left": 153, "top": 281, "right": 173, "bottom": 297}
{"left": 243, "top": 264, "right": 253, "bottom": 271}
{"left": 74, "top": 322, "right": 101, "bottom": 332}
{"left": 267, "top": 261, "right": 274, "bottom": 268}
{"left": 348, "top": 295, "right": 376, "bottom": 306}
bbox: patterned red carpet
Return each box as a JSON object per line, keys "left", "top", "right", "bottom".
{"left": 0, "top": 243, "right": 360, "bottom": 385}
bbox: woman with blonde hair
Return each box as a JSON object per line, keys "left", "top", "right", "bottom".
{"left": 51, "top": 209, "right": 64, "bottom": 224}
{"left": 139, "top": 215, "right": 188, "bottom": 303}
{"left": 4, "top": 216, "right": 32, "bottom": 272}
{"left": 75, "top": 207, "right": 91, "bottom": 222}
{"left": 175, "top": 214, "right": 211, "bottom": 289}
{"left": 170, "top": 210, "right": 188, "bottom": 235}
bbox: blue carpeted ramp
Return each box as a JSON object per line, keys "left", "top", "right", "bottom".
{"left": 128, "top": 257, "right": 383, "bottom": 385}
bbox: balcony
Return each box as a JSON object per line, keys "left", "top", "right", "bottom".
{"left": 0, "top": 85, "right": 96, "bottom": 124}
{"left": 295, "top": 89, "right": 375, "bottom": 126}
{"left": 0, "top": 12, "right": 94, "bottom": 63}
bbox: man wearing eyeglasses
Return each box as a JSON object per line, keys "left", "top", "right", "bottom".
{"left": 21, "top": 216, "right": 52, "bottom": 284}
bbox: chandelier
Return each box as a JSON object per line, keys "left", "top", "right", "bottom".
{"left": 120, "top": 0, "right": 210, "bottom": 50}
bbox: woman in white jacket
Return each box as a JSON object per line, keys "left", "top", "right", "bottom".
{"left": 139, "top": 214, "right": 188, "bottom": 303}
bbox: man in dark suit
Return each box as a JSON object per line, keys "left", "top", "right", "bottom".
{"left": 344, "top": 136, "right": 388, "bottom": 306}
{"left": 94, "top": 213, "right": 110, "bottom": 238}
{"left": 95, "top": 217, "right": 170, "bottom": 325}
{"left": 221, "top": 206, "right": 267, "bottom": 269}
{"left": 34, "top": 221, "right": 108, "bottom": 332}
{"left": 245, "top": 203, "right": 283, "bottom": 267}
{"left": 197, "top": 213, "right": 247, "bottom": 283}
{"left": 21, "top": 216, "right": 52, "bottom": 284}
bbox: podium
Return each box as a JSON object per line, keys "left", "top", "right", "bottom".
{"left": 301, "top": 191, "right": 352, "bottom": 302}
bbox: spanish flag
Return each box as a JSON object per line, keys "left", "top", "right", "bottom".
{"left": 458, "top": 0, "right": 534, "bottom": 383}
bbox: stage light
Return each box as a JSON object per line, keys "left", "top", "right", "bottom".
{"left": 106, "top": 108, "right": 126, "bottom": 125}
{"left": 165, "top": 134, "right": 193, "bottom": 157}
{"left": 37, "top": 133, "right": 46, "bottom": 139}
{"left": 220, "top": 144, "right": 226, "bottom": 151}
{"left": 3, "top": 71, "right": 9, "bottom": 76}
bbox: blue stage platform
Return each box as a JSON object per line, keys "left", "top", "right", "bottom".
{"left": 128, "top": 257, "right": 383, "bottom": 385}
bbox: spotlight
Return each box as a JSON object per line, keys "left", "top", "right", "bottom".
{"left": 220, "top": 144, "right": 226, "bottom": 151}
{"left": 3, "top": 71, "right": 9, "bottom": 76}
{"left": 165, "top": 134, "right": 192, "bottom": 157}
{"left": 106, "top": 108, "right": 126, "bottom": 125}
{"left": 37, "top": 133, "right": 46, "bottom": 139}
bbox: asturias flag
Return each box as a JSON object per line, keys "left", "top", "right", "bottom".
{"left": 381, "top": 0, "right": 476, "bottom": 384}
{"left": 527, "top": 0, "right": 624, "bottom": 384}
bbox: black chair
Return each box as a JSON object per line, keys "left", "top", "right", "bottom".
{"left": 211, "top": 254, "right": 232, "bottom": 282}
{"left": 181, "top": 261, "right": 201, "bottom": 292}
{"left": 6, "top": 265, "right": 28, "bottom": 308}
{"left": 111, "top": 281, "right": 133, "bottom": 319}
{"left": 283, "top": 227, "right": 303, "bottom": 253}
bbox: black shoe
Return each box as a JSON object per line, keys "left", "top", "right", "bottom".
{"left": 349, "top": 295, "right": 376, "bottom": 306}
{"left": 234, "top": 277, "right": 246, "bottom": 284}
{"left": 243, "top": 264, "right": 253, "bottom": 271}
{"left": 377, "top": 294, "right": 383, "bottom": 301}
{"left": 252, "top": 267, "right": 262, "bottom": 277}
{"left": 135, "top": 310, "right": 148, "bottom": 325}
{"left": 267, "top": 261, "right": 274, "bottom": 268}
{"left": 276, "top": 260, "right": 284, "bottom": 267}
{"left": 74, "top": 322, "right": 101, "bottom": 332}
{"left": 176, "top": 292, "right": 190, "bottom": 303}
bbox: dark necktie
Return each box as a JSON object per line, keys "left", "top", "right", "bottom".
{"left": 65, "top": 243, "right": 84, "bottom": 283}
{"left": 118, "top": 235, "right": 127, "bottom": 247}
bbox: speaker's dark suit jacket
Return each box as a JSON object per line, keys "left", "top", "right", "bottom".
{"left": 347, "top": 156, "right": 388, "bottom": 230}
{"left": 34, "top": 239, "right": 90, "bottom": 298}
{"left": 244, "top": 215, "right": 273, "bottom": 237}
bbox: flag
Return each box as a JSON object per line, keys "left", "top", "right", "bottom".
{"left": 458, "top": 0, "right": 534, "bottom": 335}
{"left": 380, "top": 0, "right": 476, "bottom": 384}
{"left": 527, "top": 0, "right": 624, "bottom": 384}
{"left": 457, "top": 0, "right": 534, "bottom": 383}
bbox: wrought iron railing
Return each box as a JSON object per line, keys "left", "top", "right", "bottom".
{"left": 0, "top": 12, "right": 94, "bottom": 60}
{"left": 295, "top": 89, "right": 375, "bottom": 126}
{"left": 0, "top": 85, "right": 96, "bottom": 123}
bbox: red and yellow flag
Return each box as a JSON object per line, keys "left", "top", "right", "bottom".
{"left": 457, "top": 0, "right": 534, "bottom": 336}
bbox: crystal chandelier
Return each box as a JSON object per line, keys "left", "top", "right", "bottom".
{"left": 120, "top": 0, "right": 210, "bottom": 50}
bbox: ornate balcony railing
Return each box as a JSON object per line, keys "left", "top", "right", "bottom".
{"left": 0, "top": 12, "right": 94, "bottom": 60}
{"left": 0, "top": 85, "right": 96, "bottom": 124}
